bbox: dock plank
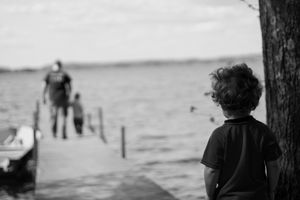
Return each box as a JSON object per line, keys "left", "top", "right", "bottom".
{"left": 106, "top": 175, "right": 179, "bottom": 200}
{"left": 36, "top": 173, "right": 179, "bottom": 200}
{"left": 36, "top": 137, "right": 132, "bottom": 183}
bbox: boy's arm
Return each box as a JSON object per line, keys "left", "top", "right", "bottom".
{"left": 266, "top": 159, "right": 280, "bottom": 200}
{"left": 204, "top": 166, "right": 220, "bottom": 200}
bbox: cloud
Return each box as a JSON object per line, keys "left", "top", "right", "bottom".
{"left": 0, "top": 0, "right": 261, "bottom": 67}
{"left": 0, "top": 26, "right": 11, "bottom": 36}
{"left": 1, "top": 0, "right": 249, "bottom": 30}
{"left": 1, "top": 3, "right": 47, "bottom": 14}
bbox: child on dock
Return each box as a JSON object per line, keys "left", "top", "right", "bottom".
{"left": 71, "top": 93, "right": 84, "bottom": 136}
{"left": 201, "top": 63, "right": 282, "bottom": 200}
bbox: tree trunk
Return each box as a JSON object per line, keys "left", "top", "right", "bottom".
{"left": 259, "top": 1, "right": 300, "bottom": 200}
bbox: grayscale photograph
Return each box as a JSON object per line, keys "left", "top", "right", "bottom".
{"left": 0, "top": 0, "right": 298, "bottom": 200}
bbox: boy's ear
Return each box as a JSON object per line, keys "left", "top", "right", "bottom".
{"left": 222, "top": 109, "right": 230, "bottom": 118}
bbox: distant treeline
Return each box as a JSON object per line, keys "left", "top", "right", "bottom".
{"left": 63, "top": 54, "right": 262, "bottom": 70}
{"left": 0, "top": 67, "right": 36, "bottom": 74}
{"left": 0, "top": 54, "right": 262, "bottom": 73}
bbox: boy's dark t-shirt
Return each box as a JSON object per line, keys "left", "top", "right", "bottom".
{"left": 201, "top": 116, "right": 282, "bottom": 200}
{"left": 72, "top": 100, "right": 84, "bottom": 119}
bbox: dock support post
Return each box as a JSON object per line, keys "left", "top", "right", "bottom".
{"left": 35, "top": 100, "right": 40, "bottom": 130}
{"left": 32, "top": 100, "right": 40, "bottom": 188}
{"left": 33, "top": 100, "right": 40, "bottom": 160}
{"left": 98, "top": 107, "right": 107, "bottom": 143}
{"left": 121, "top": 126, "right": 126, "bottom": 159}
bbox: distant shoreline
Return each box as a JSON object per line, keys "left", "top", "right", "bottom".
{"left": 0, "top": 54, "right": 262, "bottom": 73}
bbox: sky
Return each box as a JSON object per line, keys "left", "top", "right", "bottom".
{"left": 0, "top": 0, "right": 260, "bottom": 68}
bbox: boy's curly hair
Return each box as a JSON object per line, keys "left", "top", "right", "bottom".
{"left": 210, "top": 63, "right": 262, "bottom": 112}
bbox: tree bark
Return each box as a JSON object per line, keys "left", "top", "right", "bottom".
{"left": 259, "top": 1, "right": 300, "bottom": 200}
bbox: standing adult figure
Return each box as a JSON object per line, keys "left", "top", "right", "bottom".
{"left": 43, "top": 60, "right": 72, "bottom": 139}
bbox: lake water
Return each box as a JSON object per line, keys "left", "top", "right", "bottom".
{"left": 0, "top": 58, "right": 265, "bottom": 200}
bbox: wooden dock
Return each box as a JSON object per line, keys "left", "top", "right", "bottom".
{"left": 34, "top": 106, "right": 178, "bottom": 200}
{"left": 36, "top": 137, "right": 131, "bottom": 183}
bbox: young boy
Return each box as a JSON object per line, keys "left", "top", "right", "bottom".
{"left": 72, "top": 93, "right": 84, "bottom": 136}
{"left": 201, "top": 63, "right": 282, "bottom": 200}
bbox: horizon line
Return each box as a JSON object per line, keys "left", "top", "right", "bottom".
{"left": 1, "top": 52, "right": 262, "bottom": 71}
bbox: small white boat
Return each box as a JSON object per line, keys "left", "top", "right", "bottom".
{"left": 0, "top": 126, "right": 41, "bottom": 186}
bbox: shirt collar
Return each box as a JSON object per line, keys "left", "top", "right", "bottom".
{"left": 224, "top": 115, "right": 255, "bottom": 124}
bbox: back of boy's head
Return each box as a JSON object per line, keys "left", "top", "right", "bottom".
{"left": 75, "top": 93, "right": 80, "bottom": 100}
{"left": 210, "top": 63, "right": 262, "bottom": 112}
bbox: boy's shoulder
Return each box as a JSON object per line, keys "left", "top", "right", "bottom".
{"left": 250, "top": 118, "right": 273, "bottom": 134}
{"left": 213, "top": 117, "right": 272, "bottom": 136}
{"left": 71, "top": 100, "right": 78, "bottom": 106}
{"left": 210, "top": 125, "right": 227, "bottom": 140}
{"left": 73, "top": 100, "right": 83, "bottom": 107}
